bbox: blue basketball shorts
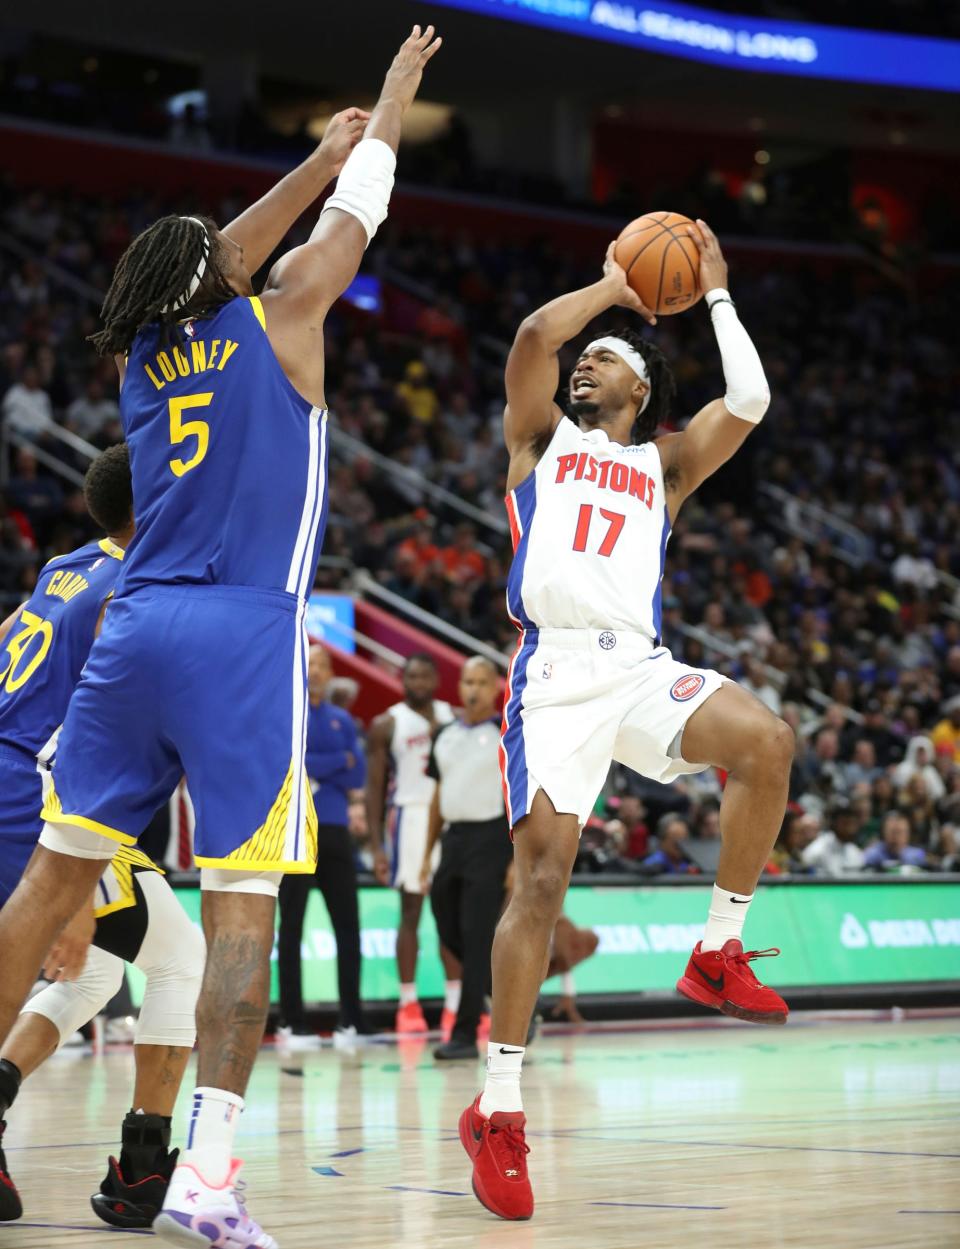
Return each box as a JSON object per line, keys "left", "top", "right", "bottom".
{"left": 42, "top": 585, "right": 317, "bottom": 872}
{"left": 0, "top": 743, "right": 45, "bottom": 905}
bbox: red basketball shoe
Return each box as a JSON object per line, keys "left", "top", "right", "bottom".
{"left": 459, "top": 1096, "right": 533, "bottom": 1220}
{"left": 677, "top": 940, "right": 788, "bottom": 1025}
{"left": 395, "top": 1002, "right": 428, "bottom": 1034}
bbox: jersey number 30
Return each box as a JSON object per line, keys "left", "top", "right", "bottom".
{"left": 1, "top": 610, "right": 54, "bottom": 693}
{"left": 169, "top": 393, "right": 212, "bottom": 477}
{"left": 572, "top": 504, "right": 625, "bottom": 558}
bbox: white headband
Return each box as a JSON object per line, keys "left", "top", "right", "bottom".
{"left": 586, "top": 336, "right": 652, "bottom": 413}
{"left": 162, "top": 216, "right": 210, "bottom": 313}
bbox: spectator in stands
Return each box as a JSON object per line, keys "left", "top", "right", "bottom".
{"left": 863, "top": 812, "right": 927, "bottom": 871}
{"left": 893, "top": 736, "right": 946, "bottom": 801}
{"left": 801, "top": 798, "right": 867, "bottom": 874}
{"left": 638, "top": 816, "right": 698, "bottom": 876}
{"left": 739, "top": 655, "right": 781, "bottom": 715}
{"left": 843, "top": 739, "right": 883, "bottom": 790}
{"left": 4, "top": 449, "right": 63, "bottom": 545}
{"left": 931, "top": 699, "right": 960, "bottom": 764}
{"left": 770, "top": 810, "right": 814, "bottom": 874}
{"left": 441, "top": 521, "right": 485, "bottom": 584}
{"left": 797, "top": 727, "right": 845, "bottom": 810}
{"left": 395, "top": 360, "right": 439, "bottom": 425}
{"left": 65, "top": 376, "right": 120, "bottom": 441}
{"left": 1, "top": 364, "right": 53, "bottom": 436}
{"left": 615, "top": 794, "right": 649, "bottom": 860}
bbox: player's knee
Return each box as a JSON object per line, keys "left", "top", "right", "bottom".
{"left": 519, "top": 863, "right": 568, "bottom": 924}
{"left": 765, "top": 718, "right": 796, "bottom": 772}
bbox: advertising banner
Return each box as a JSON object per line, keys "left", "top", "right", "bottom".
{"left": 133, "top": 883, "right": 960, "bottom": 1006}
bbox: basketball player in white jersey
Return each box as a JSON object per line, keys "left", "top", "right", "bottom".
{"left": 366, "top": 654, "right": 459, "bottom": 1033}
{"left": 460, "top": 221, "right": 795, "bottom": 1220}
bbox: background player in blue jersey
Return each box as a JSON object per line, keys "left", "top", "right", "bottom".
{"left": 0, "top": 446, "right": 205, "bottom": 1230}
{"left": 0, "top": 25, "right": 441, "bottom": 1249}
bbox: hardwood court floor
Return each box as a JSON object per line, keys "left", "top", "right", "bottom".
{"left": 3, "top": 1015, "right": 958, "bottom": 1248}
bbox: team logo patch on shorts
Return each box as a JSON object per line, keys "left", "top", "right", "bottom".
{"left": 598, "top": 631, "right": 617, "bottom": 650}
{"left": 670, "top": 674, "right": 705, "bottom": 701}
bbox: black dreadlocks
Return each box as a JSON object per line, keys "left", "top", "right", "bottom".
{"left": 89, "top": 215, "right": 236, "bottom": 357}
{"left": 603, "top": 327, "right": 677, "bottom": 445}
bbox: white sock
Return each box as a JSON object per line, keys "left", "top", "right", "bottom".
{"left": 443, "top": 980, "right": 462, "bottom": 1013}
{"left": 702, "top": 883, "right": 753, "bottom": 952}
{"left": 183, "top": 1086, "right": 243, "bottom": 1186}
{"left": 399, "top": 982, "right": 418, "bottom": 1006}
{"left": 478, "top": 1041, "right": 525, "bottom": 1116}
{"left": 561, "top": 971, "right": 575, "bottom": 997}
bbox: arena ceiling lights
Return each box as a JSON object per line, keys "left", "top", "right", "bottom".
{"left": 431, "top": 0, "right": 960, "bottom": 92}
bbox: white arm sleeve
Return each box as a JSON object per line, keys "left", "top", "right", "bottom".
{"left": 318, "top": 138, "right": 397, "bottom": 245}
{"left": 706, "top": 288, "right": 771, "bottom": 424}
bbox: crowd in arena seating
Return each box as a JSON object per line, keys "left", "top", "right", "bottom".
{"left": 1, "top": 176, "right": 958, "bottom": 879}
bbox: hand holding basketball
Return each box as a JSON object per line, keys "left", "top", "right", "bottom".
{"left": 687, "top": 219, "right": 729, "bottom": 293}
{"left": 602, "top": 241, "right": 657, "bottom": 325}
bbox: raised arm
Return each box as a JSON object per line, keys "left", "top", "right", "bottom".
{"left": 222, "top": 109, "right": 370, "bottom": 275}
{"left": 657, "top": 220, "right": 770, "bottom": 519}
{"left": 364, "top": 712, "right": 394, "bottom": 886}
{"left": 504, "top": 243, "right": 654, "bottom": 469}
{"left": 262, "top": 27, "right": 440, "bottom": 318}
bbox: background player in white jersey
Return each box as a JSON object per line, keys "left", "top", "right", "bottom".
{"left": 366, "top": 654, "right": 461, "bottom": 1033}
{"left": 460, "top": 221, "right": 796, "bottom": 1220}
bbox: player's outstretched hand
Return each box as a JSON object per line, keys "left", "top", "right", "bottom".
{"left": 381, "top": 24, "right": 443, "bottom": 114}
{"left": 43, "top": 902, "right": 96, "bottom": 982}
{"left": 317, "top": 107, "right": 372, "bottom": 176}
{"left": 687, "top": 218, "right": 729, "bottom": 293}
{"left": 603, "top": 241, "right": 656, "bottom": 325}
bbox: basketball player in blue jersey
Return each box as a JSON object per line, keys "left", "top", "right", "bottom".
{"left": 0, "top": 25, "right": 441, "bottom": 1249}
{"left": 460, "top": 223, "right": 795, "bottom": 1219}
{"left": 0, "top": 446, "right": 205, "bottom": 1230}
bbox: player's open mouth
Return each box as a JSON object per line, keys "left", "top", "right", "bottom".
{"left": 571, "top": 377, "right": 596, "bottom": 396}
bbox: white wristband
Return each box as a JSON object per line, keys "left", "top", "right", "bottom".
{"left": 318, "top": 138, "right": 396, "bottom": 245}
{"left": 706, "top": 287, "right": 770, "bottom": 424}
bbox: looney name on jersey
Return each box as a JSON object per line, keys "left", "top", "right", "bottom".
{"left": 143, "top": 339, "right": 240, "bottom": 391}
{"left": 45, "top": 570, "right": 89, "bottom": 603}
{"left": 555, "top": 453, "right": 656, "bottom": 509}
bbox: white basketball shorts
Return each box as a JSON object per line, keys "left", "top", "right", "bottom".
{"left": 499, "top": 627, "right": 727, "bottom": 828}
{"left": 388, "top": 802, "right": 439, "bottom": 894}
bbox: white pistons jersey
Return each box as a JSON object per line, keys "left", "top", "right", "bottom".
{"left": 505, "top": 419, "right": 670, "bottom": 638}
{"left": 388, "top": 699, "right": 454, "bottom": 806}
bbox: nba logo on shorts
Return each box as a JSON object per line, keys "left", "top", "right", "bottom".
{"left": 670, "top": 674, "right": 704, "bottom": 701}
{"left": 542, "top": 662, "right": 553, "bottom": 680}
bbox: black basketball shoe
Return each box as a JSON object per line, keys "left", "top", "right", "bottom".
{"left": 0, "top": 1122, "right": 23, "bottom": 1221}
{"left": 90, "top": 1147, "right": 178, "bottom": 1229}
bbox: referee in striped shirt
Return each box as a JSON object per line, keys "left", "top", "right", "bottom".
{"left": 420, "top": 657, "right": 511, "bottom": 1061}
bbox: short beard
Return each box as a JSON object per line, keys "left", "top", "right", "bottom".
{"left": 568, "top": 398, "right": 602, "bottom": 424}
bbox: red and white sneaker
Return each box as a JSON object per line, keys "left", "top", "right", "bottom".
{"left": 395, "top": 1002, "right": 429, "bottom": 1034}
{"left": 459, "top": 1095, "right": 533, "bottom": 1221}
{"left": 677, "top": 940, "right": 788, "bottom": 1025}
{"left": 476, "top": 1013, "right": 491, "bottom": 1043}
{"left": 440, "top": 1007, "right": 457, "bottom": 1042}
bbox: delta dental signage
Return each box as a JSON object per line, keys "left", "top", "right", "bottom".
{"left": 132, "top": 883, "right": 960, "bottom": 1006}
{"left": 432, "top": 0, "right": 960, "bottom": 91}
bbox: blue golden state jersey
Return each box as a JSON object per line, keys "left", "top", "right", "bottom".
{"left": 0, "top": 538, "right": 124, "bottom": 760}
{"left": 116, "top": 295, "right": 328, "bottom": 599}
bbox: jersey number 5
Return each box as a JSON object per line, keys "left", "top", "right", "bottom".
{"left": 572, "top": 504, "right": 625, "bottom": 558}
{"left": 169, "top": 393, "right": 213, "bottom": 477}
{"left": 0, "top": 609, "right": 54, "bottom": 693}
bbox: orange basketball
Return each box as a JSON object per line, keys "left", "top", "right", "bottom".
{"left": 614, "top": 212, "right": 702, "bottom": 316}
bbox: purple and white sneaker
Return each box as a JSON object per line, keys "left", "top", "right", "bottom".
{"left": 153, "top": 1159, "right": 277, "bottom": 1249}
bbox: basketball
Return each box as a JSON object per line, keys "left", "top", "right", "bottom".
{"left": 614, "top": 211, "right": 702, "bottom": 315}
